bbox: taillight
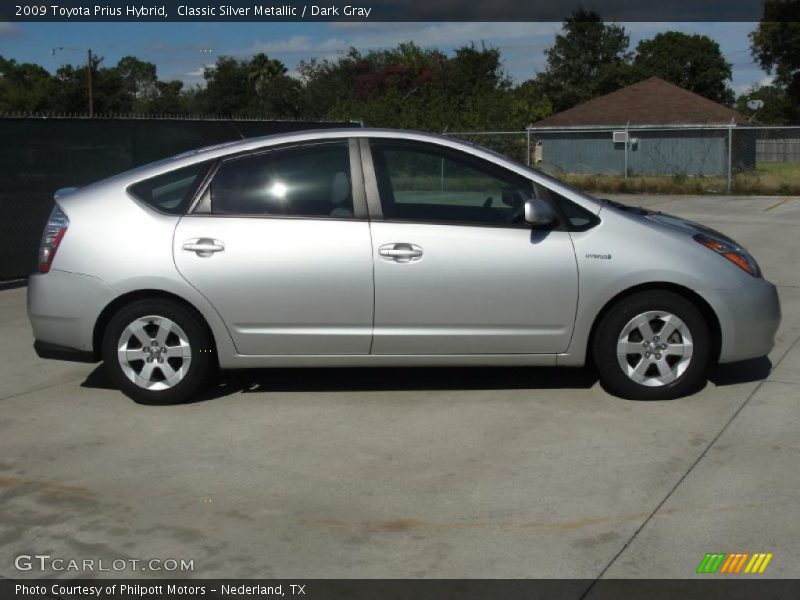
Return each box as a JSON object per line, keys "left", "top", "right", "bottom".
{"left": 38, "top": 205, "right": 69, "bottom": 273}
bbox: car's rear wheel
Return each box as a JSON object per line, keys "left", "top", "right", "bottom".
{"left": 102, "top": 298, "right": 215, "bottom": 405}
{"left": 593, "top": 290, "right": 710, "bottom": 400}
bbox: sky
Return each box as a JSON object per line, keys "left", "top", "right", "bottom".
{"left": 0, "top": 21, "right": 771, "bottom": 97}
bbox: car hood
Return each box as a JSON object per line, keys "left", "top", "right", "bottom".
{"left": 604, "top": 199, "right": 739, "bottom": 245}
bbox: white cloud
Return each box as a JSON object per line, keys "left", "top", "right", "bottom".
{"left": 248, "top": 22, "right": 558, "bottom": 58}
{"left": 178, "top": 63, "right": 213, "bottom": 87}
{"left": 329, "top": 22, "right": 558, "bottom": 49}
{"left": 250, "top": 35, "right": 350, "bottom": 55}
{"left": 251, "top": 35, "right": 314, "bottom": 54}
{"left": 734, "top": 74, "right": 775, "bottom": 96}
{"left": 0, "top": 21, "right": 21, "bottom": 37}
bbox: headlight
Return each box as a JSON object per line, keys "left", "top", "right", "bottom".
{"left": 694, "top": 233, "right": 761, "bottom": 277}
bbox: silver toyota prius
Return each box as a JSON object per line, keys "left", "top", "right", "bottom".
{"left": 27, "top": 128, "right": 781, "bottom": 404}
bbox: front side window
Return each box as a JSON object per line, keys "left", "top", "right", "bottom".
{"left": 369, "top": 140, "right": 535, "bottom": 226}
{"left": 210, "top": 142, "right": 353, "bottom": 218}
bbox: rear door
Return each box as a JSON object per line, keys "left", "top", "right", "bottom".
{"left": 173, "top": 139, "right": 374, "bottom": 355}
{"left": 362, "top": 138, "right": 579, "bottom": 355}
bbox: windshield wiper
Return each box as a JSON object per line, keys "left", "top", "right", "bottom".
{"left": 603, "top": 198, "right": 651, "bottom": 216}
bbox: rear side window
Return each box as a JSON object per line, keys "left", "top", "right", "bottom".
{"left": 209, "top": 142, "right": 353, "bottom": 218}
{"left": 129, "top": 161, "right": 211, "bottom": 215}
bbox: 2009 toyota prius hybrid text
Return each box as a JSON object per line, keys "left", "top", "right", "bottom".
{"left": 27, "top": 129, "right": 781, "bottom": 404}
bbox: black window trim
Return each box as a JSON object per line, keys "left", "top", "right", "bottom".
{"left": 184, "top": 137, "right": 368, "bottom": 221}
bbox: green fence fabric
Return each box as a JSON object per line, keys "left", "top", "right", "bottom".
{"left": 0, "top": 118, "right": 358, "bottom": 281}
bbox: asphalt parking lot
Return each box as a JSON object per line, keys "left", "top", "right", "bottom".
{"left": 1, "top": 194, "right": 798, "bottom": 582}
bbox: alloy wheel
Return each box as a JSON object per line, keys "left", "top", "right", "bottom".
{"left": 616, "top": 311, "right": 693, "bottom": 387}
{"left": 117, "top": 315, "right": 192, "bottom": 390}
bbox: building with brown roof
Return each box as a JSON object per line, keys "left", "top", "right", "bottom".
{"left": 530, "top": 77, "right": 753, "bottom": 177}
{"left": 534, "top": 76, "right": 747, "bottom": 127}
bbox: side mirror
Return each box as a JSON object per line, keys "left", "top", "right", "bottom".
{"left": 524, "top": 198, "right": 557, "bottom": 226}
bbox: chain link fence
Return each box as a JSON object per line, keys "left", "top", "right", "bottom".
{"left": 448, "top": 125, "right": 800, "bottom": 196}
{"left": 0, "top": 115, "right": 360, "bottom": 283}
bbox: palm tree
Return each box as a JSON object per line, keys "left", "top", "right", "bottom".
{"left": 248, "top": 53, "right": 287, "bottom": 98}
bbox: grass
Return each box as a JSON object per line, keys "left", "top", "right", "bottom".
{"left": 734, "top": 162, "right": 800, "bottom": 195}
{"left": 391, "top": 175, "right": 502, "bottom": 193}
{"left": 557, "top": 162, "right": 800, "bottom": 196}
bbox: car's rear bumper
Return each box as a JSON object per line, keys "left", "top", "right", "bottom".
{"left": 706, "top": 276, "right": 781, "bottom": 364}
{"left": 27, "top": 270, "right": 114, "bottom": 358}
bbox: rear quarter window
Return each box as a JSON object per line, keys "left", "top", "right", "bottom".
{"left": 128, "top": 161, "right": 212, "bottom": 215}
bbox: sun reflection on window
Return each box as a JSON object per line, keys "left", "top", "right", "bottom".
{"left": 269, "top": 181, "right": 288, "bottom": 199}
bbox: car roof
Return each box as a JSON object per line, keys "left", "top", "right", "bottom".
{"left": 171, "top": 128, "right": 457, "bottom": 159}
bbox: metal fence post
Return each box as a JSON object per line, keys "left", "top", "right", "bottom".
{"left": 526, "top": 127, "right": 531, "bottom": 167}
{"left": 623, "top": 123, "right": 629, "bottom": 179}
{"left": 727, "top": 125, "right": 733, "bottom": 193}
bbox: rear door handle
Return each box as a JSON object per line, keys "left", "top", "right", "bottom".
{"left": 378, "top": 243, "right": 423, "bottom": 262}
{"left": 183, "top": 238, "right": 225, "bottom": 257}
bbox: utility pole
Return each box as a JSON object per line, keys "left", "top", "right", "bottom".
{"left": 51, "top": 47, "right": 94, "bottom": 117}
{"left": 87, "top": 49, "right": 93, "bottom": 118}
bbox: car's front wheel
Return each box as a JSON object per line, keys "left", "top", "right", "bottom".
{"left": 593, "top": 290, "right": 711, "bottom": 400}
{"left": 102, "top": 298, "right": 215, "bottom": 405}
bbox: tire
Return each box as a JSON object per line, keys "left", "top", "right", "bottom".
{"left": 592, "top": 290, "right": 711, "bottom": 400}
{"left": 102, "top": 298, "right": 215, "bottom": 405}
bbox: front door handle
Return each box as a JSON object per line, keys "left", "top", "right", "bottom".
{"left": 183, "top": 238, "right": 225, "bottom": 257}
{"left": 378, "top": 243, "right": 423, "bottom": 263}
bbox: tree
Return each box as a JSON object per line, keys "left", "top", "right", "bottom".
{"left": 512, "top": 80, "right": 552, "bottom": 125}
{"left": 200, "top": 56, "right": 252, "bottom": 115}
{"left": 0, "top": 56, "right": 56, "bottom": 112}
{"left": 52, "top": 55, "right": 131, "bottom": 114}
{"left": 1, "top": 43, "right": 546, "bottom": 126}
{"left": 633, "top": 32, "right": 734, "bottom": 104}
{"left": 439, "top": 44, "right": 517, "bottom": 129}
{"left": 736, "top": 84, "right": 798, "bottom": 124}
{"left": 536, "top": 8, "right": 633, "bottom": 112}
{"left": 299, "top": 42, "right": 523, "bottom": 131}
{"left": 198, "top": 54, "right": 300, "bottom": 117}
{"left": 115, "top": 55, "right": 157, "bottom": 108}
{"left": 750, "top": 0, "right": 800, "bottom": 109}
{"left": 248, "top": 53, "right": 301, "bottom": 116}
{"left": 143, "top": 80, "right": 188, "bottom": 114}
{"left": 249, "top": 53, "right": 287, "bottom": 96}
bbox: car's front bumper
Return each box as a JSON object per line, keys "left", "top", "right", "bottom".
{"left": 27, "top": 269, "right": 114, "bottom": 358}
{"left": 705, "top": 276, "right": 781, "bottom": 364}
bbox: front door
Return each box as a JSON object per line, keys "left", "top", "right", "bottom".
{"left": 364, "top": 138, "right": 579, "bottom": 355}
